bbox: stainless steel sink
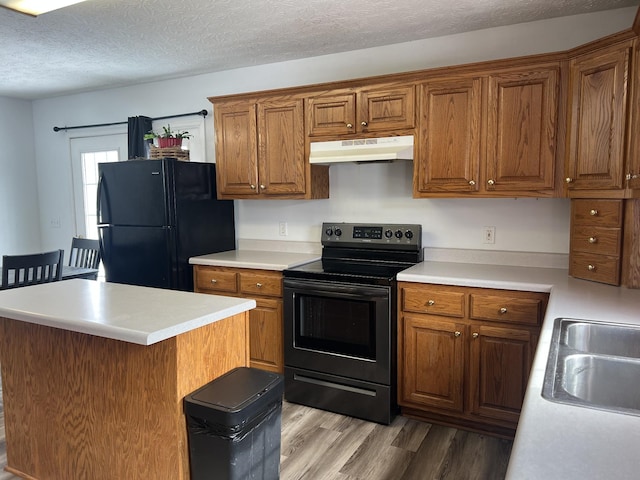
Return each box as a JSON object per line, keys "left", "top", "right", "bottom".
{"left": 543, "top": 318, "right": 640, "bottom": 416}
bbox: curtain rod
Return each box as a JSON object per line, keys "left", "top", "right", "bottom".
{"left": 52, "top": 109, "right": 208, "bottom": 132}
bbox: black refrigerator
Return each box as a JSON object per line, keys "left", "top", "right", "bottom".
{"left": 97, "top": 158, "right": 235, "bottom": 291}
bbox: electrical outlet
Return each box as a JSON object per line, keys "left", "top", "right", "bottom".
{"left": 279, "top": 222, "right": 288, "bottom": 236}
{"left": 483, "top": 226, "right": 496, "bottom": 244}
{"left": 50, "top": 217, "right": 61, "bottom": 228}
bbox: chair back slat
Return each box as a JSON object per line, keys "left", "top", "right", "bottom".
{"left": 69, "top": 238, "right": 101, "bottom": 269}
{"left": 1, "top": 250, "right": 65, "bottom": 289}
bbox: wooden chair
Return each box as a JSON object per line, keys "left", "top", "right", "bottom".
{"left": 1, "top": 250, "right": 64, "bottom": 290}
{"left": 69, "top": 237, "right": 101, "bottom": 269}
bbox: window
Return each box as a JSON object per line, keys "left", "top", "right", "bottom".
{"left": 80, "top": 150, "right": 118, "bottom": 239}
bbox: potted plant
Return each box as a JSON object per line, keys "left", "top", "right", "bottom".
{"left": 144, "top": 124, "right": 192, "bottom": 148}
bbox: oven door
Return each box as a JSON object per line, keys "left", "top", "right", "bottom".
{"left": 283, "top": 278, "right": 392, "bottom": 385}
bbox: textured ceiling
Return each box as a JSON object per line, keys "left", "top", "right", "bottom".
{"left": 0, "top": 0, "right": 638, "bottom": 100}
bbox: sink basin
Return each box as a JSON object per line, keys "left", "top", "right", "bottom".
{"left": 561, "top": 354, "right": 640, "bottom": 412}
{"left": 564, "top": 321, "right": 640, "bottom": 358}
{"left": 543, "top": 318, "right": 640, "bottom": 416}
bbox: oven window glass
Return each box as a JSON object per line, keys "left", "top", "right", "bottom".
{"left": 295, "top": 294, "right": 376, "bottom": 360}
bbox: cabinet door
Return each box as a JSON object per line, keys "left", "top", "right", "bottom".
{"left": 359, "top": 85, "right": 415, "bottom": 133}
{"left": 566, "top": 43, "right": 631, "bottom": 192}
{"left": 469, "top": 324, "right": 536, "bottom": 424}
{"left": 213, "top": 101, "right": 259, "bottom": 197}
{"left": 415, "top": 77, "right": 482, "bottom": 194}
{"left": 249, "top": 298, "right": 284, "bottom": 373}
{"left": 306, "top": 93, "right": 356, "bottom": 136}
{"left": 627, "top": 41, "right": 640, "bottom": 192}
{"left": 486, "top": 66, "right": 559, "bottom": 193}
{"left": 257, "top": 97, "right": 306, "bottom": 196}
{"left": 400, "top": 314, "right": 465, "bottom": 413}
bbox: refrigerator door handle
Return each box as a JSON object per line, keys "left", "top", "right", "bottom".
{"left": 97, "top": 173, "right": 105, "bottom": 224}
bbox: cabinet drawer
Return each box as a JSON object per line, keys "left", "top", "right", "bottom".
{"left": 569, "top": 252, "right": 620, "bottom": 286}
{"left": 469, "top": 294, "right": 544, "bottom": 326}
{"left": 240, "top": 271, "right": 282, "bottom": 297}
{"left": 571, "top": 225, "right": 622, "bottom": 256}
{"left": 401, "top": 286, "right": 465, "bottom": 317}
{"left": 195, "top": 268, "right": 238, "bottom": 294}
{"left": 572, "top": 199, "right": 623, "bottom": 227}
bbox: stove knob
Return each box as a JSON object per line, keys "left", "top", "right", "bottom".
{"left": 384, "top": 229, "right": 393, "bottom": 238}
{"left": 325, "top": 228, "right": 333, "bottom": 237}
{"left": 395, "top": 230, "right": 403, "bottom": 239}
{"left": 334, "top": 228, "right": 342, "bottom": 237}
{"left": 405, "top": 230, "right": 414, "bottom": 239}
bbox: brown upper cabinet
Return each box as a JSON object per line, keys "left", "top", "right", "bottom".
{"left": 414, "top": 76, "right": 483, "bottom": 194}
{"left": 306, "top": 84, "right": 416, "bottom": 137}
{"left": 414, "top": 62, "right": 561, "bottom": 197}
{"left": 565, "top": 40, "right": 633, "bottom": 196}
{"left": 627, "top": 39, "right": 640, "bottom": 194}
{"left": 211, "top": 95, "right": 329, "bottom": 199}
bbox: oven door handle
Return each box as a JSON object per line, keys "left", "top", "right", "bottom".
{"left": 284, "top": 279, "right": 389, "bottom": 299}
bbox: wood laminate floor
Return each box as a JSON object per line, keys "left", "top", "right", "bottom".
{"left": 0, "top": 399, "right": 512, "bottom": 479}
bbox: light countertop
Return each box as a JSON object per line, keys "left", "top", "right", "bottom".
{"left": 189, "top": 249, "right": 320, "bottom": 271}
{"left": 397, "top": 261, "right": 640, "bottom": 480}
{"left": 0, "top": 279, "right": 256, "bottom": 346}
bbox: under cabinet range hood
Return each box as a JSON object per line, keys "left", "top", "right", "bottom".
{"left": 309, "top": 135, "right": 413, "bottom": 164}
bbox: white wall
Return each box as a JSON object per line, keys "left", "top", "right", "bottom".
{"left": 0, "top": 96, "right": 41, "bottom": 256}
{"left": 29, "top": 7, "right": 637, "bottom": 255}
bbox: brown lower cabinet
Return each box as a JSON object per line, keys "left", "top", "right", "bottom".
{"left": 194, "top": 265, "right": 284, "bottom": 373}
{"left": 398, "top": 282, "right": 548, "bottom": 437}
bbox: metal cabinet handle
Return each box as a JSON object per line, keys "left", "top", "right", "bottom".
{"left": 588, "top": 264, "right": 596, "bottom": 271}
{"left": 468, "top": 180, "right": 476, "bottom": 186}
{"left": 361, "top": 121, "right": 368, "bottom": 127}
{"left": 589, "top": 237, "right": 597, "bottom": 244}
{"left": 454, "top": 331, "right": 461, "bottom": 337}
{"left": 499, "top": 307, "right": 507, "bottom": 314}
{"left": 472, "top": 332, "right": 479, "bottom": 339}
{"left": 487, "top": 179, "right": 495, "bottom": 186}
{"left": 250, "top": 184, "right": 256, "bottom": 190}
{"left": 346, "top": 123, "right": 353, "bottom": 129}
{"left": 590, "top": 209, "right": 598, "bottom": 216}
{"left": 260, "top": 184, "right": 266, "bottom": 190}
{"left": 427, "top": 299, "right": 435, "bottom": 306}
{"left": 565, "top": 178, "right": 573, "bottom": 184}
{"left": 210, "top": 279, "right": 217, "bottom": 284}
{"left": 256, "top": 282, "right": 263, "bottom": 288}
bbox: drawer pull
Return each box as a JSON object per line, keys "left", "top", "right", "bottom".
{"left": 361, "top": 121, "right": 368, "bottom": 127}
{"left": 454, "top": 331, "right": 461, "bottom": 337}
{"left": 590, "top": 209, "right": 598, "bottom": 216}
{"left": 468, "top": 180, "right": 476, "bottom": 186}
{"left": 588, "top": 264, "right": 596, "bottom": 271}
{"left": 588, "top": 237, "right": 597, "bottom": 244}
{"left": 472, "top": 332, "right": 479, "bottom": 339}
{"left": 346, "top": 123, "right": 353, "bottom": 129}
{"left": 565, "top": 177, "right": 573, "bottom": 184}
{"left": 427, "top": 299, "right": 435, "bottom": 306}
{"left": 499, "top": 307, "right": 507, "bottom": 314}
{"left": 210, "top": 279, "right": 218, "bottom": 284}
{"left": 256, "top": 282, "right": 263, "bottom": 288}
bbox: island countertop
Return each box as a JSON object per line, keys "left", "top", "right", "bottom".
{"left": 0, "top": 279, "right": 256, "bottom": 345}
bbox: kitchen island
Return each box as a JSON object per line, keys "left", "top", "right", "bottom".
{"left": 0, "top": 279, "right": 256, "bottom": 480}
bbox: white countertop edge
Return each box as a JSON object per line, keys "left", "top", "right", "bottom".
{"left": 0, "top": 298, "right": 257, "bottom": 346}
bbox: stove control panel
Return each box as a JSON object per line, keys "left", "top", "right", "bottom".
{"left": 322, "top": 222, "right": 422, "bottom": 249}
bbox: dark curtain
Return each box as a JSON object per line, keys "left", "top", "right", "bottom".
{"left": 127, "top": 116, "right": 153, "bottom": 159}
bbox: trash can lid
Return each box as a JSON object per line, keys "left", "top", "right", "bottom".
{"left": 185, "top": 367, "right": 283, "bottom": 427}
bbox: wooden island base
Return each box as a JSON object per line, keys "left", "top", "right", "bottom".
{"left": 0, "top": 312, "right": 249, "bottom": 480}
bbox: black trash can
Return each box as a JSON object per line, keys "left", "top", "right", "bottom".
{"left": 184, "top": 367, "right": 284, "bottom": 480}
